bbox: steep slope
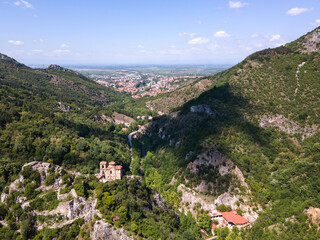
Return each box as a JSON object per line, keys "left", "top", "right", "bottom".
{"left": 0, "top": 54, "right": 127, "bottom": 108}
{"left": 0, "top": 54, "right": 132, "bottom": 192}
{"left": 136, "top": 27, "right": 320, "bottom": 239}
{"left": 0, "top": 55, "right": 203, "bottom": 240}
{"left": 1, "top": 161, "right": 199, "bottom": 239}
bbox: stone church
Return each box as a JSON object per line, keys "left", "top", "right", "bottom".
{"left": 99, "top": 161, "right": 123, "bottom": 182}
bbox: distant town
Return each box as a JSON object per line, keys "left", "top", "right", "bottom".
{"left": 73, "top": 65, "right": 229, "bottom": 98}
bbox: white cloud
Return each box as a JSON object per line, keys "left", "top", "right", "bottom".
{"left": 178, "top": 32, "right": 196, "bottom": 38}
{"left": 214, "top": 30, "right": 230, "bottom": 38}
{"left": 8, "top": 40, "right": 24, "bottom": 45}
{"left": 60, "top": 43, "right": 69, "bottom": 48}
{"left": 137, "top": 45, "right": 144, "bottom": 49}
{"left": 251, "top": 34, "right": 259, "bottom": 38}
{"left": 312, "top": 19, "right": 320, "bottom": 26}
{"left": 188, "top": 37, "right": 210, "bottom": 45}
{"left": 14, "top": 0, "right": 33, "bottom": 8}
{"left": 255, "top": 43, "right": 263, "bottom": 48}
{"left": 269, "top": 34, "right": 281, "bottom": 42}
{"left": 196, "top": 20, "right": 203, "bottom": 25}
{"left": 229, "top": 1, "right": 248, "bottom": 9}
{"left": 31, "top": 49, "right": 43, "bottom": 53}
{"left": 286, "top": 7, "right": 314, "bottom": 16}
{"left": 178, "top": 32, "right": 187, "bottom": 37}
{"left": 170, "top": 45, "right": 176, "bottom": 48}
{"left": 39, "top": 38, "right": 44, "bottom": 43}
{"left": 53, "top": 49, "right": 70, "bottom": 54}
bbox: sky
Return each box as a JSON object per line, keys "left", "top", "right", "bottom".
{"left": 1, "top": 0, "right": 320, "bottom": 65}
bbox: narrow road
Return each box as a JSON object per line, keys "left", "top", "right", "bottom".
{"left": 128, "top": 131, "right": 137, "bottom": 171}
{"left": 128, "top": 131, "right": 146, "bottom": 171}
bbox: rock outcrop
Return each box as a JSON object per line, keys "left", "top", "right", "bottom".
{"left": 187, "top": 148, "right": 233, "bottom": 176}
{"left": 101, "top": 113, "right": 135, "bottom": 127}
{"left": 57, "top": 102, "right": 71, "bottom": 112}
{"left": 299, "top": 27, "right": 320, "bottom": 54}
{"left": 37, "top": 197, "right": 99, "bottom": 224}
{"left": 91, "top": 220, "right": 134, "bottom": 240}
{"left": 178, "top": 184, "right": 259, "bottom": 223}
{"left": 48, "top": 64, "right": 77, "bottom": 74}
{"left": 259, "top": 114, "right": 319, "bottom": 139}
{"left": 190, "top": 105, "right": 217, "bottom": 116}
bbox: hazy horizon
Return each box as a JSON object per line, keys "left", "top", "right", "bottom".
{"left": 1, "top": 0, "right": 320, "bottom": 65}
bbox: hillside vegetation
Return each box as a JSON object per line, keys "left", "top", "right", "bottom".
{"left": 0, "top": 54, "right": 202, "bottom": 239}
{"left": 0, "top": 27, "right": 320, "bottom": 240}
{"left": 0, "top": 54, "right": 133, "bottom": 191}
{"left": 134, "top": 27, "right": 320, "bottom": 240}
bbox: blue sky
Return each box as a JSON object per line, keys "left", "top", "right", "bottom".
{"left": 1, "top": 0, "right": 320, "bottom": 65}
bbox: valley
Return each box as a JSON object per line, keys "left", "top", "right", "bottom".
{"left": 73, "top": 65, "right": 228, "bottom": 99}
{"left": 0, "top": 22, "right": 319, "bottom": 240}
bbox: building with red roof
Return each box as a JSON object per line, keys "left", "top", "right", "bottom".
{"left": 112, "top": 216, "right": 120, "bottom": 221}
{"left": 220, "top": 211, "right": 249, "bottom": 225}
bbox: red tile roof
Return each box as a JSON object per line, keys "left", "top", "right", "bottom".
{"left": 109, "top": 161, "right": 116, "bottom": 165}
{"left": 116, "top": 166, "right": 123, "bottom": 170}
{"left": 212, "top": 223, "right": 217, "bottom": 229}
{"left": 221, "top": 211, "right": 249, "bottom": 225}
{"left": 100, "top": 161, "right": 107, "bottom": 165}
{"left": 112, "top": 216, "right": 120, "bottom": 221}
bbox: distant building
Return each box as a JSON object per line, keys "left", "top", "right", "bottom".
{"left": 208, "top": 209, "right": 249, "bottom": 232}
{"left": 220, "top": 211, "right": 249, "bottom": 226}
{"left": 99, "top": 161, "right": 123, "bottom": 182}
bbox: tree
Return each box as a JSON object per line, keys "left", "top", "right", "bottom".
{"left": 216, "top": 204, "right": 232, "bottom": 212}
{"left": 130, "top": 222, "right": 138, "bottom": 233}
{"left": 118, "top": 206, "right": 128, "bottom": 223}
{"left": 0, "top": 204, "right": 8, "bottom": 220}
{"left": 215, "top": 227, "right": 230, "bottom": 240}
{"left": 20, "top": 219, "right": 32, "bottom": 240}
{"left": 101, "top": 194, "right": 116, "bottom": 210}
{"left": 197, "top": 213, "right": 211, "bottom": 233}
{"left": 226, "top": 231, "right": 242, "bottom": 240}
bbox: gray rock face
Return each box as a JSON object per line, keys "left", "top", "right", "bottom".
{"left": 91, "top": 220, "right": 133, "bottom": 240}
{"left": 0, "top": 53, "right": 11, "bottom": 60}
{"left": 1, "top": 193, "right": 8, "bottom": 203}
{"left": 101, "top": 113, "right": 135, "bottom": 127}
{"left": 47, "top": 64, "right": 75, "bottom": 73}
{"left": 259, "top": 114, "right": 319, "bottom": 139}
{"left": 190, "top": 105, "right": 217, "bottom": 116}
{"left": 152, "top": 192, "right": 167, "bottom": 210}
{"left": 23, "top": 161, "right": 62, "bottom": 185}
{"left": 214, "top": 192, "right": 239, "bottom": 209}
{"left": 38, "top": 197, "right": 98, "bottom": 223}
{"left": 187, "top": 148, "right": 233, "bottom": 176}
{"left": 300, "top": 27, "right": 320, "bottom": 53}
{"left": 57, "top": 102, "right": 71, "bottom": 112}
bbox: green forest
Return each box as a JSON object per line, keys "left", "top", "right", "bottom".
{"left": 0, "top": 27, "right": 320, "bottom": 240}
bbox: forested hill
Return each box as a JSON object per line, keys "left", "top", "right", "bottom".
{"left": 136, "top": 27, "right": 320, "bottom": 239}
{"left": 0, "top": 54, "right": 202, "bottom": 239}
{"left": 201, "top": 26, "right": 320, "bottom": 128}
{"left": 0, "top": 54, "right": 132, "bottom": 190}
{"left": 0, "top": 53, "right": 127, "bottom": 108}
